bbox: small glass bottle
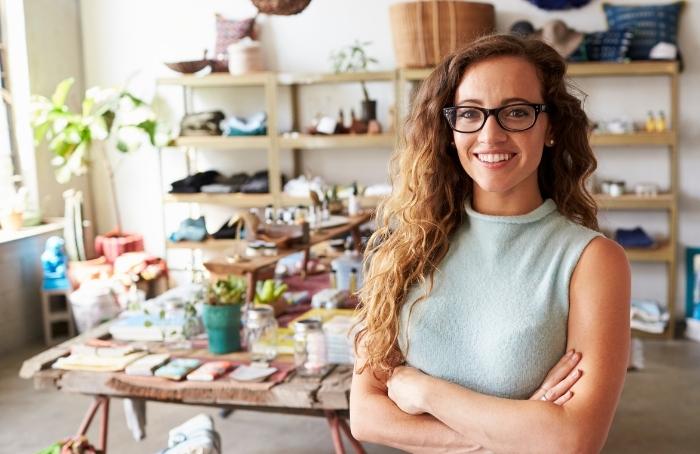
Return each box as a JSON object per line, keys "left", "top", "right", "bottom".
{"left": 244, "top": 305, "right": 278, "bottom": 362}
{"left": 264, "top": 204, "right": 275, "bottom": 224}
{"left": 293, "top": 318, "right": 328, "bottom": 376}
{"left": 655, "top": 110, "right": 667, "bottom": 132}
{"left": 645, "top": 111, "right": 656, "bottom": 133}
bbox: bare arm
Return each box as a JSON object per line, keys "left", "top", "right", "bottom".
{"left": 389, "top": 237, "right": 630, "bottom": 453}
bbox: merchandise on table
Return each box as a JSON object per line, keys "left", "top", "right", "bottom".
{"left": 187, "top": 361, "right": 235, "bottom": 381}
{"left": 125, "top": 353, "right": 171, "bottom": 376}
{"left": 155, "top": 358, "right": 202, "bottom": 381}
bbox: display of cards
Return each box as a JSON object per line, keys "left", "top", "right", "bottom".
{"left": 124, "top": 353, "right": 171, "bottom": 376}
{"left": 186, "top": 361, "right": 234, "bottom": 382}
{"left": 229, "top": 364, "right": 278, "bottom": 383}
{"left": 154, "top": 358, "right": 201, "bottom": 381}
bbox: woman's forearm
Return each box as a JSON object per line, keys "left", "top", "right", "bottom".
{"left": 350, "top": 391, "right": 484, "bottom": 453}
{"left": 420, "top": 377, "right": 583, "bottom": 453}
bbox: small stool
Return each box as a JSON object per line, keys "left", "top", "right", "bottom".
{"left": 41, "top": 288, "right": 76, "bottom": 345}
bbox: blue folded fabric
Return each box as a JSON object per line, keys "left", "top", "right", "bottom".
{"left": 169, "top": 216, "right": 208, "bottom": 242}
{"left": 614, "top": 227, "right": 654, "bottom": 249}
{"left": 221, "top": 111, "right": 267, "bottom": 136}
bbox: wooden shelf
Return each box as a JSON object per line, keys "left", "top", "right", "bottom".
{"left": 279, "top": 133, "right": 394, "bottom": 149}
{"left": 567, "top": 61, "right": 679, "bottom": 77}
{"left": 624, "top": 240, "right": 673, "bottom": 263}
{"left": 590, "top": 131, "right": 676, "bottom": 147}
{"left": 400, "top": 68, "right": 433, "bottom": 81}
{"left": 167, "top": 239, "right": 245, "bottom": 250}
{"left": 171, "top": 136, "right": 271, "bottom": 149}
{"left": 280, "top": 194, "right": 386, "bottom": 207}
{"left": 278, "top": 71, "right": 394, "bottom": 85}
{"left": 595, "top": 193, "right": 674, "bottom": 210}
{"left": 164, "top": 193, "right": 274, "bottom": 207}
{"left": 157, "top": 72, "right": 273, "bottom": 87}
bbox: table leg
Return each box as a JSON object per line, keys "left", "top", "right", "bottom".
{"left": 351, "top": 226, "right": 362, "bottom": 252}
{"left": 325, "top": 410, "right": 346, "bottom": 454}
{"left": 77, "top": 395, "right": 110, "bottom": 453}
{"left": 301, "top": 247, "right": 310, "bottom": 278}
{"left": 339, "top": 417, "right": 366, "bottom": 454}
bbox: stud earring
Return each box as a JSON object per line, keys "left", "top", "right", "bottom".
{"left": 548, "top": 139, "right": 555, "bottom": 146}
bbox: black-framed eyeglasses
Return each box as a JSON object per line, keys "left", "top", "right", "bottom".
{"left": 442, "top": 103, "right": 549, "bottom": 133}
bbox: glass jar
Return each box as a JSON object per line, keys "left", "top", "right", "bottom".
{"left": 244, "top": 305, "right": 278, "bottom": 362}
{"left": 293, "top": 318, "right": 328, "bottom": 376}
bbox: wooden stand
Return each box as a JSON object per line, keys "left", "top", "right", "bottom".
{"left": 41, "top": 288, "right": 76, "bottom": 345}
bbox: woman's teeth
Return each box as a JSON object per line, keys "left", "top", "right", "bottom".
{"left": 477, "top": 153, "right": 514, "bottom": 163}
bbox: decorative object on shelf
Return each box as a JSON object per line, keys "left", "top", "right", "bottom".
{"left": 600, "top": 180, "right": 626, "bottom": 197}
{"left": 645, "top": 111, "right": 657, "bottom": 133}
{"left": 227, "top": 37, "right": 266, "bottom": 75}
{"left": 212, "top": 215, "right": 244, "bottom": 240}
{"left": 524, "top": 0, "right": 592, "bottom": 10}
{"left": 251, "top": 0, "right": 312, "bottom": 15}
{"left": 0, "top": 174, "right": 27, "bottom": 231}
{"left": 634, "top": 183, "right": 659, "bottom": 197}
{"left": 164, "top": 50, "right": 211, "bottom": 74}
{"left": 215, "top": 13, "right": 257, "bottom": 60}
{"left": 220, "top": 111, "right": 267, "bottom": 136}
{"left": 31, "top": 77, "right": 170, "bottom": 241}
{"left": 655, "top": 110, "right": 667, "bottom": 132}
{"left": 170, "top": 170, "right": 221, "bottom": 193}
{"left": 204, "top": 275, "right": 247, "bottom": 354}
{"left": 348, "top": 109, "right": 368, "bottom": 134}
{"left": 649, "top": 41, "right": 678, "bottom": 60}
{"left": 593, "top": 117, "right": 634, "bottom": 134}
{"left": 347, "top": 182, "right": 360, "bottom": 216}
{"left": 180, "top": 111, "right": 225, "bottom": 136}
{"left": 331, "top": 248, "right": 364, "bottom": 292}
{"left": 169, "top": 216, "right": 208, "bottom": 243}
{"left": 603, "top": 2, "right": 684, "bottom": 61}
{"left": 614, "top": 227, "right": 655, "bottom": 249}
{"left": 41, "top": 236, "right": 71, "bottom": 291}
{"left": 330, "top": 40, "right": 379, "bottom": 123}
{"left": 532, "top": 19, "right": 584, "bottom": 59}
{"left": 509, "top": 20, "right": 535, "bottom": 38}
{"left": 569, "top": 29, "right": 633, "bottom": 63}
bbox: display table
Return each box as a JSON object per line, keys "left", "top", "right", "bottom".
{"left": 20, "top": 320, "right": 364, "bottom": 454}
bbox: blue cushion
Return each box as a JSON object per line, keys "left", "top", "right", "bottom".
{"left": 604, "top": 2, "right": 684, "bottom": 60}
{"left": 586, "top": 29, "right": 634, "bottom": 62}
{"left": 527, "top": 0, "right": 592, "bottom": 10}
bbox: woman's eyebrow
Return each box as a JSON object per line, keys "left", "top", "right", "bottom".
{"left": 455, "top": 97, "right": 534, "bottom": 106}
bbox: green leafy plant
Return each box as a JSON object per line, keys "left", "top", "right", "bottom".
{"left": 207, "top": 275, "right": 247, "bottom": 305}
{"left": 30, "top": 78, "right": 170, "bottom": 233}
{"left": 254, "top": 279, "right": 288, "bottom": 305}
{"left": 329, "top": 40, "right": 378, "bottom": 102}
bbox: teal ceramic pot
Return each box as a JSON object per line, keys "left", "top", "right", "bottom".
{"left": 202, "top": 303, "right": 242, "bottom": 354}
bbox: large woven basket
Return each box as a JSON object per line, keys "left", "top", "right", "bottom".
{"left": 251, "top": 0, "right": 311, "bottom": 15}
{"left": 390, "top": 0, "right": 495, "bottom": 68}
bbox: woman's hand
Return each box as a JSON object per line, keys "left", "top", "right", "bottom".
{"left": 528, "top": 349, "right": 583, "bottom": 405}
{"left": 387, "top": 366, "right": 431, "bottom": 415}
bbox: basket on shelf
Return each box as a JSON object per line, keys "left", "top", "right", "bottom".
{"left": 251, "top": 0, "right": 312, "bottom": 15}
{"left": 389, "top": 0, "right": 495, "bottom": 68}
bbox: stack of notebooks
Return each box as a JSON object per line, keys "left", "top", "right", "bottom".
{"left": 323, "top": 315, "right": 356, "bottom": 365}
{"left": 53, "top": 345, "right": 148, "bottom": 372}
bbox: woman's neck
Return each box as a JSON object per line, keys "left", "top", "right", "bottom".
{"left": 471, "top": 184, "right": 544, "bottom": 216}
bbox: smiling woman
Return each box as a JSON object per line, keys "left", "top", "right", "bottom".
{"left": 350, "top": 34, "right": 630, "bottom": 453}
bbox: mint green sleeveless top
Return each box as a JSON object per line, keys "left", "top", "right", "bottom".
{"left": 398, "top": 199, "right": 601, "bottom": 399}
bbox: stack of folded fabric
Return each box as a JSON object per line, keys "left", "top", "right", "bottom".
{"left": 630, "top": 298, "right": 669, "bottom": 334}
{"left": 170, "top": 170, "right": 221, "bottom": 193}
{"left": 221, "top": 111, "right": 267, "bottom": 136}
{"left": 201, "top": 172, "right": 250, "bottom": 193}
{"left": 323, "top": 315, "right": 356, "bottom": 365}
{"left": 169, "top": 216, "right": 208, "bottom": 242}
{"left": 53, "top": 344, "right": 147, "bottom": 372}
{"left": 614, "top": 227, "right": 655, "bottom": 249}
{"left": 158, "top": 414, "right": 221, "bottom": 454}
{"left": 180, "top": 111, "right": 226, "bottom": 136}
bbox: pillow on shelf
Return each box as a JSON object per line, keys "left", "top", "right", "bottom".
{"left": 603, "top": 2, "right": 684, "bottom": 60}
{"left": 214, "top": 14, "right": 257, "bottom": 60}
{"left": 575, "top": 29, "right": 634, "bottom": 62}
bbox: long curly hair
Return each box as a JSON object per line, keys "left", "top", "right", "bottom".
{"left": 354, "top": 34, "right": 599, "bottom": 377}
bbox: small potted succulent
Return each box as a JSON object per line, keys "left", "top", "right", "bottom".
{"left": 204, "top": 275, "right": 247, "bottom": 354}
{"left": 254, "top": 279, "right": 288, "bottom": 317}
{"left": 330, "top": 40, "right": 379, "bottom": 122}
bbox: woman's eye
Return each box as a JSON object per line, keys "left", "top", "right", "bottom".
{"left": 506, "top": 108, "right": 529, "bottom": 117}
{"left": 458, "top": 109, "right": 481, "bottom": 119}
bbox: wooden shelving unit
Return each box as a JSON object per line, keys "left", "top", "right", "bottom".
{"left": 158, "top": 61, "right": 680, "bottom": 338}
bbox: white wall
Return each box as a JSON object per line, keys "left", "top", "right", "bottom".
{"left": 76, "top": 0, "right": 700, "bottom": 317}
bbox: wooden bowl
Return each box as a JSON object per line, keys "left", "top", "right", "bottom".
{"left": 164, "top": 59, "right": 210, "bottom": 74}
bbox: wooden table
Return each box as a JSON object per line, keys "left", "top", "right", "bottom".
{"left": 20, "top": 322, "right": 365, "bottom": 454}
{"left": 204, "top": 211, "right": 372, "bottom": 303}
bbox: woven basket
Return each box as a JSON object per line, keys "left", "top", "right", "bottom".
{"left": 252, "top": 0, "right": 312, "bottom": 15}
{"left": 390, "top": 0, "right": 495, "bottom": 68}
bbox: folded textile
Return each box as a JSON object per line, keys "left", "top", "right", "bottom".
{"left": 180, "top": 111, "right": 225, "bottom": 136}
{"left": 53, "top": 351, "right": 147, "bottom": 372}
{"left": 240, "top": 170, "right": 270, "bottom": 193}
{"left": 615, "top": 227, "right": 655, "bottom": 249}
{"left": 221, "top": 111, "right": 267, "bottom": 136}
{"left": 160, "top": 413, "right": 221, "bottom": 454}
{"left": 170, "top": 170, "right": 221, "bottom": 194}
{"left": 169, "top": 216, "right": 208, "bottom": 242}
{"left": 201, "top": 172, "right": 249, "bottom": 193}
{"left": 631, "top": 298, "right": 669, "bottom": 334}
{"left": 283, "top": 175, "right": 326, "bottom": 197}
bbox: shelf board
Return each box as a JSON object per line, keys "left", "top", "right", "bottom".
{"left": 167, "top": 239, "right": 245, "bottom": 250}
{"left": 171, "top": 136, "right": 271, "bottom": 149}
{"left": 164, "top": 193, "right": 274, "bottom": 207}
{"left": 595, "top": 193, "right": 674, "bottom": 210}
{"left": 279, "top": 133, "right": 394, "bottom": 149}
{"left": 400, "top": 61, "right": 679, "bottom": 83}
{"left": 567, "top": 61, "right": 679, "bottom": 77}
{"left": 590, "top": 131, "right": 676, "bottom": 147}
{"left": 280, "top": 194, "right": 386, "bottom": 207}
{"left": 278, "top": 71, "right": 395, "bottom": 85}
{"left": 157, "top": 72, "right": 273, "bottom": 87}
{"left": 624, "top": 240, "right": 673, "bottom": 263}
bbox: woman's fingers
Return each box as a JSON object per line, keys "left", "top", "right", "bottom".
{"left": 543, "top": 367, "right": 583, "bottom": 403}
{"left": 553, "top": 391, "right": 574, "bottom": 406}
{"left": 541, "top": 350, "right": 581, "bottom": 391}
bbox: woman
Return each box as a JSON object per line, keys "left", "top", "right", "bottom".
{"left": 350, "top": 34, "right": 630, "bottom": 453}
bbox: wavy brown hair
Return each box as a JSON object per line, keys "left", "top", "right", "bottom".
{"left": 354, "top": 34, "right": 599, "bottom": 377}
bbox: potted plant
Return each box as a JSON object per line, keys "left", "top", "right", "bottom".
{"left": 204, "top": 275, "right": 247, "bottom": 354}
{"left": 330, "top": 40, "right": 379, "bottom": 122}
{"left": 254, "top": 279, "right": 288, "bottom": 317}
{"left": 30, "top": 78, "right": 170, "bottom": 261}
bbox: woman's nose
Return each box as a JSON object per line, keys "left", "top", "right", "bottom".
{"left": 477, "top": 115, "right": 508, "bottom": 145}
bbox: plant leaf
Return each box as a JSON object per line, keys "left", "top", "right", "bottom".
{"left": 51, "top": 78, "right": 75, "bottom": 107}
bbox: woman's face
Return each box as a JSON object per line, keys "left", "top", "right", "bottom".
{"left": 451, "top": 56, "right": 551, "bottom": 196}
